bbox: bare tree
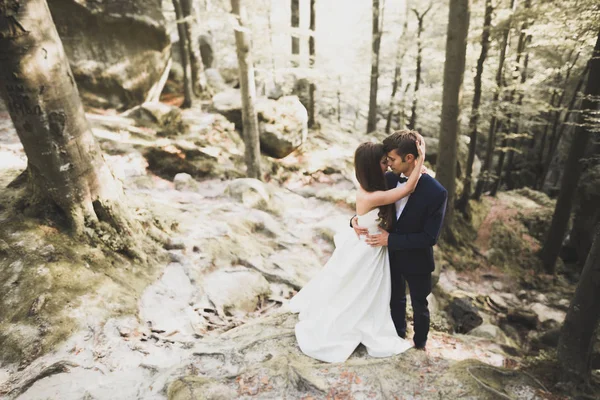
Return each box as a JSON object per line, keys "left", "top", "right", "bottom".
{"left": 558, "top": 222, "right": 600, "bottom": 385}
{"left": 0, "top": 0, "right": 138, "bottom": 249}
{"left": 308, "top": 0, "right": 317, "bottom": 127}
{"left": 540, "top": 31, "right": 599, "bottom": 274}
{"left": 435, "top": 0, "right": 470, "bottom": 241}
{"left": 407, "top": 3, "right": 433, "bottom": 131}
{"left": 456, "top": 0, "right": 492, "bottom": 216}
{"left": 473, "top": 0, "right": 517, "bottom": 200}
{"left": 231, "top": 0, "right": 262, "bottom": 180}
{"left": 386, "top": 0, "right": 409, "bottom": 134}
{"left": 366, "top": 0, "right": 385, "bottom": 133}
{"left": 491, "top": 0, "right": 532, "bottom": 195}
{"left": 538, "top": 63, "right": 589, "bottom": 189}
{"left": 173, "top": 0, "right": 194, "bottom": 107}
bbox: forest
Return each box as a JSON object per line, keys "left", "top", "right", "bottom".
{"left": 0, "top": 0, "right": 599, "bottom": 398}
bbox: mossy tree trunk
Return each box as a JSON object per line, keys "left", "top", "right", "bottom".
{"left": 540, "top": 31, "right": 600, "bottom": 274}
{"left": 231, "top": 0, "right": 262, "bottom": 180}
{"left": 0, "top": 0, "right": 138, "bottom": 243}
{"left": 436, "top": 0, "right": 470, "bottom": 242}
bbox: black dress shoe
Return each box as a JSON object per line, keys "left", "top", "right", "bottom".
{"left": 414, "top": 342, "right": 427, "bottom": 350}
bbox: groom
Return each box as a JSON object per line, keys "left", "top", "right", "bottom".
{"left": 352, "top": 130, "right": 447, "bottom": 350}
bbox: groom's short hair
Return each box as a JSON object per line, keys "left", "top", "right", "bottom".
{"left": 383, "top": 130, "right": 419, "bottom": 160}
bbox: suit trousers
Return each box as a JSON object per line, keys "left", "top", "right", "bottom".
{"left": 389, "top": 269, "right": 432, "bottom": 348}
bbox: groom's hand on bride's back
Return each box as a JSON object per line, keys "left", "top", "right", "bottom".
{"left": 351, "top": 216, "right": 369, "bottom": 237}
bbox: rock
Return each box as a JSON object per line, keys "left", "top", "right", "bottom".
{"left": 48, "top": 0, "right": 170, "bottom": 109}
{"left": 529, "top": 303, "right": 566, "bottom": 324}
{"left": 258, "top": 96, "right": 308, "bottom": 159}
{"left": 212, "top": 90, "right": 308, "bottom": 158}
{"left": 205, "top": 68, "right": 229, "bottom": 93}
{"left": 492, "top": 281, "right": 504, "bottom": 291}
{"left": 199, "top": 34, "right": 215, "bottom": 69}
{"left": 218, "top": 54, "right": 240, "bottom": 85}
{"left": 123, "top": 102, "right": 188, "bottom": 137}
{"left": 139, "top": 264, "right": 204, "bottom": 339}
{"left": 173, "top": 173, "right": 199, "bottom": 191}
{"left": 530, "top": 328, "right": 561, "bottom": 350}
{"left": 143, "top": 147, "right": 215, "bottom": 180}
{"left": 225, "top": 178, "right": 270, "bottom": 209}
{"left": 468, "top": 324, "right": 510, "bottom": 344}
{"left": 487, "top": 294, "right": 509, "bottom": 313}
{"left": 507, "top": 308, "right": 538, "bottom": 329}
{"left": 165, "top": 313, "right": 547, "bottom": 400}
{"left": 448, "top": 297, "right": 483, "bottom": 333}
{"left": 203, "top": 267, "right": 271, "bottom": 316}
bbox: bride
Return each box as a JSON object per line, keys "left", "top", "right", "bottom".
{"left": 289, "top": 138, "right": 426, "bottom": 363}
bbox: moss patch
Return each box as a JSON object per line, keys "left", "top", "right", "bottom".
{"left": 0, "top": 172, "right": 166, "bottom": 366}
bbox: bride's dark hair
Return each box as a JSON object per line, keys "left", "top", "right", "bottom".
{"left": 354, "top": 142, "right": 395, "bottom": 230}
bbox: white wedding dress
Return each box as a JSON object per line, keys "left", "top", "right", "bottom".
{"left": 288, "top": 208, "right": 412, "bottom": 363}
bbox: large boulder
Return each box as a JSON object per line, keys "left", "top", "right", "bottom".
{"left": 213, "top": 90, "right": 308, "bottom": 158}
{"left": 48, "top": 0, "right": 171, "bottom": 110}
{"left": 202, "top": 267, "right": 271, "bottom": 317}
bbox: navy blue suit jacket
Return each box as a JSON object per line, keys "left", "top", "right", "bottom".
{"left": 385, "top": 172, "right": 447, "bottom": 275}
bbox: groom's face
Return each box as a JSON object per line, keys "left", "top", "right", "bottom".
{"left": 386, "top": 149, "right": 412, "bottom": 175}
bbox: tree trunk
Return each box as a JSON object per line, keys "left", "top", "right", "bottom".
{"left": 173, "top": 0, "right": 193, "bottom": 108}
{"left": 491, "top": 4, "right": 530, "bottom": 196}
{"left": 501, "top": 0, "right": 531, "bottom": 190}
{"left": 456, "top": 0, "right": 492, "bottom": 216}
{"left": 291, "top": 0, "right": 300, "bottom": 63}
{"left": 538, "top": 64, "right": 589, "bottom": 190}
{"left": 540, "top": 31, "right": 600, "bottom": 274}
{"left": 231, "top": 0, "right": 262, "bottom": 180}
{"left": 435, "top": 0, "right": 470, "bottom": 241}
{"left": 408, "top": 4, "right": 432, "bottom": 131}
{"left": 367, "top": 0, "right": 383, "bottom": 133}
{"left": 473, "top": 0, "right": 515, "bottom": 200}
{"left": 558, "top": 222, "right": 600, "bottom": 384}
{"left": 533, "top": 50, "right": 578, "bottom": 182}
{"left": 181, "top": 0, "right": 206, "bottom": 96}
{"left": 0, "top": 0, "right": 137, "bottom": 241}
{"left": 308, "top": 0, "right": 316, "bottom": 128}
{"left": 386, "top": 0, "right": 409, "bottom": 134}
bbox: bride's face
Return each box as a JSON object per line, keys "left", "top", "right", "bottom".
{"left": 380, "top": 155, "right": 389, "bottom": 174}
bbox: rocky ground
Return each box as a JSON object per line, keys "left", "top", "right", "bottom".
{"left": 0, "top": 102, "right": 597, "bottom": 400}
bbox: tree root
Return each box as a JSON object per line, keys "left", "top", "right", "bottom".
{"left": 466, "top": 365, "right": 549, "bottom": 400}
{"left": 2, "top": 360, "right": 79, "bottom": 399}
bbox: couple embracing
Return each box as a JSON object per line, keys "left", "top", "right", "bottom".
{"left": 289, "top": 130, "right": 448, "bottom": 363}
